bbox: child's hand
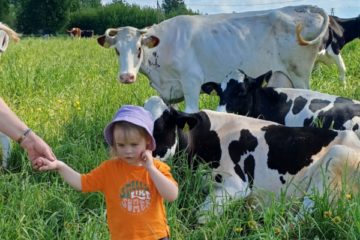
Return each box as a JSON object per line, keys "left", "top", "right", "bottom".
{"left": 140, "top": 150, "right": 155, "bottom": 170}
{"left": 33, "top": 157, "right": 61, "bottom": 171}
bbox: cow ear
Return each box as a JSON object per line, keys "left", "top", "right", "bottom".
{"left": 97, "top": 35, "right": 107, "bottom": 47}
{"left": 255, "top": 70, "right": 273, "bottom": 87}
{"left": 201, "top": 82, "right": 221, "bottom": 96}
{"left": 175, "top": 113, "right": 198, "bottom": 131}
{"left": 141, "top": 36, "right": 160, "bottom": 48}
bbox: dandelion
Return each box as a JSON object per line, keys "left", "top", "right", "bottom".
{"left": 345, "top": 193, "right": 352, "bottom": 200}
{"left": 332, "top": 216, "right": 341, "bottom": 224}
{"left": 274, "top": 227, "right": 281, "bottom": 235}
{"left": 233, "top": 227, "right": 243, "bottom": 233}
{"left": 247, "top": 220, "right": 257, "bottom": 229}
{"left": 323, "top": 210, "right": 332, "bottom": 218}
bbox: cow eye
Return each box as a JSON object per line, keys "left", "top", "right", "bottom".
{"left": 137, "top": 47, "right": 141, "bottom": 58}
{"left": 115, "top": 48, "right": 120, "bottom": 56}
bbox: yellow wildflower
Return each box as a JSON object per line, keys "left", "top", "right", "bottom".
{"left": 332, "top": 216, "right": 341, "bottom": 224}
{"left": 323, "top": 211, "right": 332, "bottom": 218}
{"left": 233, "top": 227, "right": 243, "bottom": 233}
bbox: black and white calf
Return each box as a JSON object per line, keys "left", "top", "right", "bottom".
{"left": 201, "top": 69, "right": 360, "bottom": 137}
{"left": 145, "top": 96, "right": 360, "bottom": 222}
{"left": 315, "top": 15, "right": 360, "bottom": 83}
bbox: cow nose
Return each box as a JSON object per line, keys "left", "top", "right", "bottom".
{"left": 119, "top": 73, "right": 135, "bottom": 83}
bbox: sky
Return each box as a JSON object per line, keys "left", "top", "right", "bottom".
{"left": 101, "top": 0, "right": 360, "bottom": 18}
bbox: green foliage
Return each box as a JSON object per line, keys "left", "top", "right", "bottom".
{"left": 0, "top": 37, "right": 359, "bottom": 239}
{"left": 0, "top": 0, "right": 10, "bottom": 21}
{"left": 68, "top": 3, "right": 162, "bottom": 34}
{"left": 16, "top": 0, "right": 72, "bottom": 34}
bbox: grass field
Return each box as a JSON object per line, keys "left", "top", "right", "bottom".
{"left": 0, "top": 37, "right": 360, "bottom": 239}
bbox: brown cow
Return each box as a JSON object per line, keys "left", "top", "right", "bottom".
{"left": 67, "top": 27, "right": 81, "bottom": 38}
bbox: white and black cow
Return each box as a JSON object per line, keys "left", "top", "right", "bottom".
{"left": 145, "top": 96, "right": 360, "bottom": 223}
{"left": 0, "top": 22, "right": 19, "bottom": 55}
{"left": 315, "top": 15, "right": 360, "bottom": 83}
{"left": 99, "top": 5, "right": 329, "bottom": 113}
{"left": 201, "top": 69, "right": 360, "bottom": 137}
{"left": 0, "top": 23, "right": 19, "bottom": 168}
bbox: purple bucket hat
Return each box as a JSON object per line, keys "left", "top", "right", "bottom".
{"left": 104, "top": 105, "right": 156, "bottom": 150}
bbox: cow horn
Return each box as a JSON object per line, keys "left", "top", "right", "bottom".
{"left": 0, "top": 22, "right": 20, "bottom": 42}
{"left": 98, "top": 28, "right": 118, "bottom": 48}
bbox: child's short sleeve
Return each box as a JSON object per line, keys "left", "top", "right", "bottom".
{"left": 81, "top": 161, "right": 110, "bottom": 193}
{"left": 154, "top": 160, "right": 178, "bottom": 185}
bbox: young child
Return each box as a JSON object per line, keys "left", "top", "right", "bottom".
{"left": 35, "top": 105, "right": 178, "bottom": 240}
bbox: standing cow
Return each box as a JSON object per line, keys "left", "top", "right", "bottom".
{"left": 314, "top": 15, "right": 360, "bottom": 83}
{"left": 98, "top": 5, "right": 329, "bottom": 113}
{"left": 0, "top": 22, "right": 20, "bottom": 168}
{"left": 144, "top": 96, "right": 360, "bottom": 223}
{"left": 67, "top": 27, "right": 81, "bottom": 38}
{"left": 201, "top": 69, "right": 360, "bottom": 137}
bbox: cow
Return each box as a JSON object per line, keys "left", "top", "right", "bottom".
{"left": 314, "top": 15, "right": 360, "bottom": 83}
{"left": 0, "top": 22, "right": 19, "bottom": 55}
{"left": 98, "top": 5, "right": 329, "bottom": 113}
{"left": 201, "top": 69, "right": 360, "bottom": 137}
{"left": 81, "top": 30, "right": 94, "bottom": 38}
{"left": 144, "top": 96, "right": 360, "bottom": 223}
{"left": 67, "top": 27, "right": 81, "bottom": 38}
{"left": 0, "top": 23, "right": 20, "bottom": 168}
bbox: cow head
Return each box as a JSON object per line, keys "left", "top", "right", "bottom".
{"left": 201, "top": 69, "right": 272, "bottom": 114}
{"left": 144, "top": 96, "right": 196, "bottom": 160}
{"left": 97, "top": 27, "right": 160, "bottom": 84}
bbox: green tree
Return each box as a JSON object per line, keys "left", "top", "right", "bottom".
{"left": 161, "top": 0, "right": 186, "bottom": 14}
{"left": 70, "top": 0, "right": 101, "bottom": 12}
{"left": 0, "top": 0, "right": 10, "bottom": 21}
{"left": 17, "top": 0, "right": 72, "bottom": 34}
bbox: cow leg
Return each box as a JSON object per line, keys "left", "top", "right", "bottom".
{"left": 0, "top": 132, "right": 11, "bottom": 168}
{"left": 197, "top": 175, "right": 250, "bottom": 223}
{"left": 333, "top": 53, "right": 346, "bottom": 83}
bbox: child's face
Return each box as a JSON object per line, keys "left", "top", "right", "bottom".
{"left": 113, "top": 126, "right": 150, "bottom": 165}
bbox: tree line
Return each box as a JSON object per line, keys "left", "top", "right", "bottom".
{"left": 0, "top": 0, "right": 197, "bottom": 35}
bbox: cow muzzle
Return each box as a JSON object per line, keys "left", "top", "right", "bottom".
{"left": 119, "top": 73, "right": 135, "bottom": 84}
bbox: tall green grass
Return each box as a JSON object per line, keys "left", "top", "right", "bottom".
{"left": 0, "top": 37, "right": 360, "bottom": 239}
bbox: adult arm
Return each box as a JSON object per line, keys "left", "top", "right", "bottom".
{"left": 0, "top": 98, "right": 56, "bottom": 161}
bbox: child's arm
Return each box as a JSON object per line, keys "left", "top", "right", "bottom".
{"left": 35, "top": 157, "right": 82, "bottom": 191}
{"left": 141, "top": 151, "right": 178, "bottom": 202}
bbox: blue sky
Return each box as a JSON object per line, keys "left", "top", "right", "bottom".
{"left": 102, "top": 0, "right": 360, "bottom": 18}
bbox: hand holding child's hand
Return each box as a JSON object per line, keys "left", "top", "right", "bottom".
{"left": 33, "top": 157, "right": 60, "bottom": 171}
{"left": 140, "top": 150, "right": 155, "bottom": 170}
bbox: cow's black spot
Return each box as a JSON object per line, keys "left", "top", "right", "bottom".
{"left": 262, "top": 125, "right": 338, "bottom": 175}
{"left": 215, "top": 174, "right": 223, "bottom": 183}
{"left": 244, "top": 155, "right": 255, "bottom": 188}
{"left": 191, "top": 112, "right": 222, "bottom": 169}
{"left": 353, "top": 124, "right": 359, "bottom": 131}
{"left": 229, "top": 129, "right": 258, "bottom": 164}
{"left": 254, "top": 88, "right": 293, "bottom": 125}
{"left": 280, "top": 176, "right": 286, "bottom": 184}
{"left": 292, "top": 96, "right": 307, "bottom": 115}
{"left": 234, "top": 164, "right": 246, "bottom": 182}
{"left": 152, "top": 110, "right": 178, "bottom": 158}
{"left": 309, "top": 99, "right": 331, "bottom": 112}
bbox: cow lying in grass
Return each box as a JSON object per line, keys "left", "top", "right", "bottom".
{"left": 144, "top": 96, "right": 360, "bottom": 223}
{"left": 201, "top": 69, "right": 360, "bottom": 138}
{"left": 0, "top": 23, "right": 20, "bottom": 168}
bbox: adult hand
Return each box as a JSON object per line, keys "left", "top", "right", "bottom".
{"left": 20, "top": 131, "right": 56, "bottom": 163}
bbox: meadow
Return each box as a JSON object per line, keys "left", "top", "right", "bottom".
{"left": 0, "top": 37, "right": 360, "bottom": 239}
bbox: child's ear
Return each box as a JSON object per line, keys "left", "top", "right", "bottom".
{"left": 146, "top": 137, "right": 152, "bottom": 150}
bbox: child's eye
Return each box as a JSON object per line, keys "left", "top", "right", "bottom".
{"left": 117, "top": 143, "right": 124, "bottom": 147}
{"left": 131, "top": 143, "right": 138, "bottom": 147}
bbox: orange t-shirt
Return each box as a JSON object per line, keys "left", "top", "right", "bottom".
{"left": 81, "top": 159, "right": 177, "bottom": 240}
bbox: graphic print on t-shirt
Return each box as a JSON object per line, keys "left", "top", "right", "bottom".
{"left": 120, "top": 180, "right": 151, "bottom": 214}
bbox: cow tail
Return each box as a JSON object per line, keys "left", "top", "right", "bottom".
{"left": 0, "top": 22, "right": 20, "bottom": 42}
{"left": 296, "top": 7, "right": 329, "bottom": 46}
